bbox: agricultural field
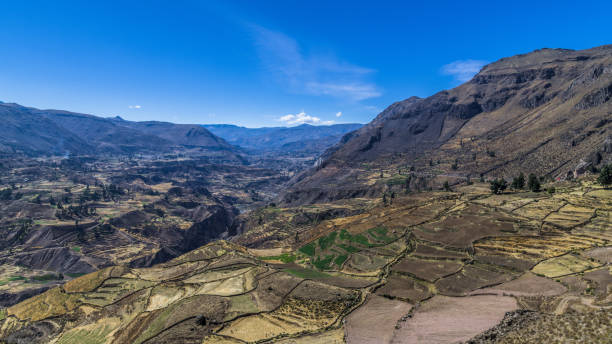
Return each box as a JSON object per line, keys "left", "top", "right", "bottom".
{"left": 0, "top": 178, "right": 610, "bottom": 343}
{"left": 0, "top": 155, "right": 293, "bottom": 306}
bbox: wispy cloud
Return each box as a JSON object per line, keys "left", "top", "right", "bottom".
{"left": 279, "top": 111, "right": 334, "bottom": 126}
{"left": 128, "top": 105, "right": 142, "bottom": 109}
{"left": 251, "top": 25, "right": 381, "bottom": 101}
{"left": 441, "top": 60, "right": 488, "bottom": 83}
{"left": 335, "top": 111, "right": 342, "bottom": 117}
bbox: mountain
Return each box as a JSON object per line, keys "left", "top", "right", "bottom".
{"left": 203, "top": 123, "right": 363, "bottom": 155}
{"left": 0, "top": 103, "right": 238, "bottom": 157}
{"left": 112, "top": 119, "right": 232, "bottom": 150}
{"left": 283, "top": 45, "right": 612, "bottom": 204}
{"left": 0, "top": 103, "right": 94, "bottom": 156}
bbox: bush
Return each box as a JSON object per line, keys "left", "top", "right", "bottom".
{"left": 547, "top": 186, "right": 556, "bottom": 194}
{"left": 511, "top": 173, "right": 525, "bottom": 189}
{"left": 443, "top": 181, "right": 451, "bottom": 191}
{"left": 528, "top": 173, "right": 541, "bottom": 192}
{"left": 598, "top": 164, "right": 612, "bottom": 186}
{"left": 490, "top": 179, "right": 507, "bottom": 194}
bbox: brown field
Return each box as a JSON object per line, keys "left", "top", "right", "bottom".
{"left": 345, "top": 295, "right": 412, "bottom": 344}
{"left": 391, "top": 295, "right": 517, "bottom": 344}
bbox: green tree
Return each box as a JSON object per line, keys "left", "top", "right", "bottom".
{"left": 511, "top": 173, "right": 525, "bottom": 189}
{"left": 443, "top": 181, "right": 451, "bottom": 191}
{"left": 598, "top": 164, "right": 612, "bottom": 186}
{"left": 527, "top": 174, "right": 541, "bottom": 192}
{"left": 490, "top": 179, "right": 507, "bottom": 194}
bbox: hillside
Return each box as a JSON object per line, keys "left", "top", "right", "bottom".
{"left": 203, "top": 123, "right": 362, "bottom": 155}
{"left": 283, "top": 45, "right": 612, "bottom": 205}
{"left": 0, "top": 103, "right": 238, "bottom": 158}
{"left": 0, "top": 103, "right": 94, "bottom": 156}
{"left": 1, "top": 180, "right": 610, "bottom": 343}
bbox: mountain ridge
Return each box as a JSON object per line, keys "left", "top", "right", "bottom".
{"left": 203, "top": 123, "right": 362, "bottom": 155}
{"left": 282, "top": 45, "right": 612, "bottom": 205}
{"left": 0, "top": 103, "right": 238, "bottom": 158}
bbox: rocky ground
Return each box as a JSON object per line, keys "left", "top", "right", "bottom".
{"left": 0, "top": 154, "right": 294, "bottom": 307}
{"left": 0, "top": 177, "right": 609, "bottom": 343}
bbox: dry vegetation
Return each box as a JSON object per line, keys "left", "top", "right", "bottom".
{"left": 0, "top": 172, "right": 610, "bottom": 343}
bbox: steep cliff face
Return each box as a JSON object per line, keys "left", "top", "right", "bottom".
{"left": 283, "top": 45, "right": 612, "bottom": 205}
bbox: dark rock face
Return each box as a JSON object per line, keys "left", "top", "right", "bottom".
{"left": 0, "top": 286, "right": 55, "bottom": 308}
{"left": 13, "top": 247, "right": 95, "bottom": 274}
{"left": 575, "top": 81, "right": 612, "bottom": 109}
{"left": 129, "top": 205, "right": 237, "bottom": 268}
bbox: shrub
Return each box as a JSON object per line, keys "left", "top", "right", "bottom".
{"left": 490, "top": 179, "right": 507, "bottom": 194}
{"left": 547, "top": 186, "right": 556, "bottom": 194}
{"left": 528, "top": 173, "right": 541, "bottom": 192}
{"left": 511, "top": 173, "right": 525, "bottom": 189}
{"left": 597, "top": 164, "right": 612, "bottom": 186}
{"left": 443, "top": 181, "right": 451, "bottom": 191}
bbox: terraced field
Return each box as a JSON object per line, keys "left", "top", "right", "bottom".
{"left": 0, "top": 179, "right": 610, "bottom": 343}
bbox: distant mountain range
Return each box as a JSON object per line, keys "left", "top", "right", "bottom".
{"left": 203, "top": 123, "right": 363, "bottom": 155}
{"left": 0, "top": 102, "right": 363, "bottom": 160}
{"left": 0, "top": 103, "right": 237, "bottom": 158}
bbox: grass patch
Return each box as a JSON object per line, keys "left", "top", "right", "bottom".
{"left": 283, "top": 268, "right": 330, "bottom": 279}
{"left": 386, "top": 175, "right": 408, "bottom": 186}
{"left": 31, "top": 273, "right": 63, "bottom": 283}
{"left": 337, "top": 244, "right": 359, "bottom": 253}
{"left": 313, "top": 255, "right": 335, "bottom": 270}
{"left": 368, "top": 227, "right": 394, "bottom": 243}
{"left": 318, "top": 231, "right": 337, "bottom": 250}
{"left": 0, "top": 276, "right": 26, "bottom": 286}
{"left": 339, "top": 229, "right": 352, "bottom": 240}
{"left": 72, "top": 246, "right": 81, "bottom": 253}
{"left": 259, "top": 253, "right": 296, "bottom": 263}
{"left": 65, "top": 273, "right": 87, "bottom": 278}
{"left": 334, "top": 254, "right": 348, "bottom": 266}
{"left": 299, "top": 242, "right": 316, "bottom": 256}
{"left": 352, "top": 234, "right": 371, "bottom": 246}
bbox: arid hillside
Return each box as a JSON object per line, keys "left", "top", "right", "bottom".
{"left": 1, "top": 178, "right": 609, "bottom": 343}
{"left": 284, "top": 45, "right": 612, "bottom": 205}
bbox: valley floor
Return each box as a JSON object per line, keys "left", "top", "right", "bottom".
{"left": 0, "top": 178, "right": 610, "bottom": 343}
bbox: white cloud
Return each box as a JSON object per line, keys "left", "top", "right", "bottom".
{"left": 251, "top": 25, "right": 380, "bottom": 101}
{"left": 305, "top": 82, "right": 381, "bottom": 101}
{"left": 278, "top": 111, "right": 334, "bottom": 126}
{"left": 441, "top": 60, "right": 488, "bottom": 82}
{"left": 128, "top": 105, "right": 142, "bottom": 109}
{"left": 335, "top": 111, "right": 342, "bottom": 117}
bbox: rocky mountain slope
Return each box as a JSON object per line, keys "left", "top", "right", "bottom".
{"left": 203, "top": 123, "right": 362, "bottom": 155}
{"left": 0, "top": 103, "right": 94, "bottom": 156}
{"left": 284, "top": 45, "right": 612, "bottom": 205}
{"left": 0, "top": 103, "right": 238, "bottom": 157}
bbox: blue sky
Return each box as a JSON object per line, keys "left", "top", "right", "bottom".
{"left": 1, "top": 1, "right": 610, "bottom": 127}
